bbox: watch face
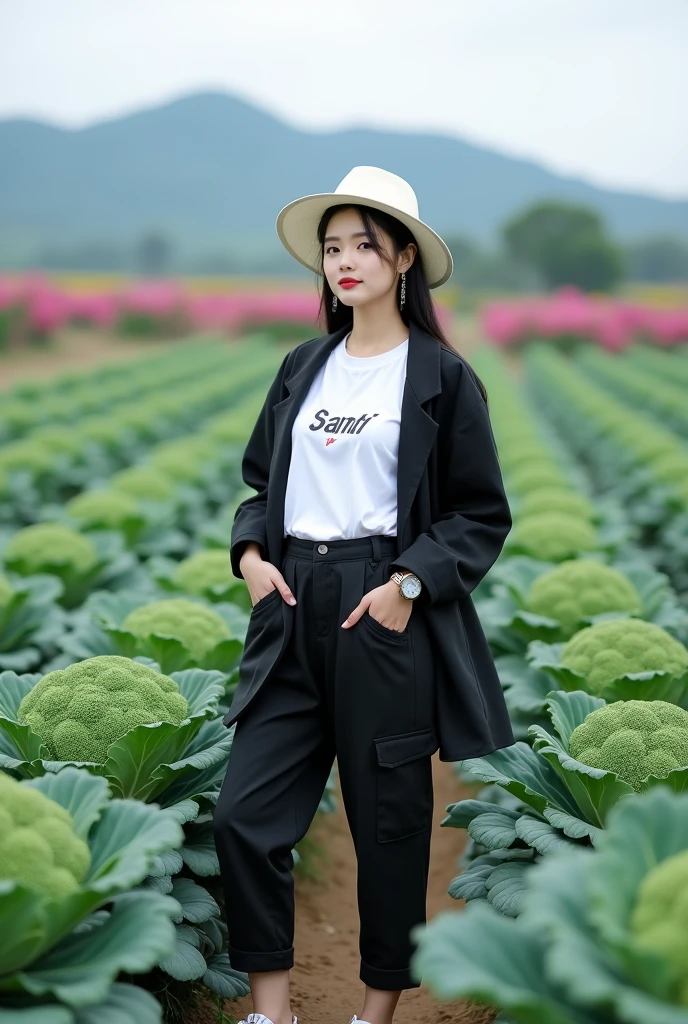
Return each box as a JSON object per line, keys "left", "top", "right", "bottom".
{"left": 401, "top": 575, "right": 422, "bottom": 599}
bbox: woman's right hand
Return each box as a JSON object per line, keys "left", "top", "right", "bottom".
{"left": 239, "top": 542, "right": 297, "bottom": 607}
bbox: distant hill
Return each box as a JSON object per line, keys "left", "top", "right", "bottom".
{"left": 1, "top": 90, "right": 686, "bottom": 268}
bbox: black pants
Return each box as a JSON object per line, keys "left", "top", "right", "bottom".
{"left": 213, "top": 534, "right": 439, "bottom": 991}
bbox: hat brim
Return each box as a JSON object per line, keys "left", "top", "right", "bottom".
{"left": 275, "top": 192, "right": 453, "bottom": 289}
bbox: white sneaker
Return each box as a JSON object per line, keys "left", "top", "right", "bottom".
{"left": 237, "top": 1015, "right": 298, "bottom": 1024}
{"left": 348, "top": 1017, "right": 373, "bottom": 1024}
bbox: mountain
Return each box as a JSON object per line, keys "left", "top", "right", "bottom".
{"left": 1, "top": 90, "right": 686, "bottom": 268}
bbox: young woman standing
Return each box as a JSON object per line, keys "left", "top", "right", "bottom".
{"left": 213, "top": 166, "right": 515, "bottom": 1024}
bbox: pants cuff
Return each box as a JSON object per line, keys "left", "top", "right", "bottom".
{"left": 360, "top": 959, "right": 421, "bottom": 990}
{"left": 228, "top": 944, "right": 294, "bottom": 973}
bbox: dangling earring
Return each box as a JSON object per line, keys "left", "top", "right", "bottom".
{"left": 400, "top": 271, "right": 406, "bottom": 311}
{"left": 332, "top": 294, "right": 338, "bottom": 312}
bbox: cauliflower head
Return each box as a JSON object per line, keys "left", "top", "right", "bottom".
{"left": 122, "top": 598, "right": 229, "bottom": 661}
{"left": 17, "top": 655, "right": 189, "bottom": 763}
{"left": 4, "top": 523, "right": 99, "bottom": 576}
{"left": 630, "top": 848, "right": 688, "bottom": 1006}
{"left": 561, "top": 618, "right": 688, "bottom": 692}
{"left": 511, "top": 512, "right": 597, "bottom": 561}
{"left": 110, "top": 466, "right": 176, "bottom": 501}
{"left": 526, "top": 560, "right": 642, "bottom": 630}
{"left": 569, "top": 699, "right": 688, "bottom": 791}
{"left": 0, "top": 770, "right": 91, "bottom": 899}
{"left": 174, "top": 550, "right": 234, "bottom": 596}
{"left": 151, "top": 438, "right": 218, "bottom": 482}
{"left": 66, "top": 489, "right": 141, "bottom": 529}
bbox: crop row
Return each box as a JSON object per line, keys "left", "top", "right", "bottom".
{"left": 409, "top": 344, "right": 688, "bottom": 1023}
{"left": 0, "top": 335, "right": 267, "bottom": 443}
{"left": 0, "top": 338, "right": 282, "bottom": 523}
{"left": 524, "top": 344, "right": 688, "bottom": 595}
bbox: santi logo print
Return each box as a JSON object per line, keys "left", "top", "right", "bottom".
{"left": 309, "top": 409, "right": 379, "bottom": 435}
{"left": 325, "top": 438, "right": 336, "bottom": 447}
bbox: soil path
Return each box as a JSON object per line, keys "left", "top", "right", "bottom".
{"left": 222, "top": 757, "right": 495, "bottom": 1024}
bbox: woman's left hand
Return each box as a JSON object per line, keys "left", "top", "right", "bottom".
{"left": 341, "top": 580, "right": 413, "bottom": 632}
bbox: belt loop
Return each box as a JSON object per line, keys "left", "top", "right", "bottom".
{"left": 371, "top": 535, "right": 381, "bottom": 563}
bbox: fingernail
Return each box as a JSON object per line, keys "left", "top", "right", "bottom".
{"left": 288, "top": 596, "right": 296, "bottom": 605}
{"left": 341, "top": 621, "right": 348, "bottom": 628}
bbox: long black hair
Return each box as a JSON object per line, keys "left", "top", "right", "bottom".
{"left": 313, "top": 203, "right": 488, "bottom": 404}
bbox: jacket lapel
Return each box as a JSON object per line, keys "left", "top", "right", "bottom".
{"left": 265, "top": 320, "right": 443, "bottom": 563}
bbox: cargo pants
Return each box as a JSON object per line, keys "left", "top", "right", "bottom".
{"left": 213, "top": 533, "right": 439, "bottom": 990}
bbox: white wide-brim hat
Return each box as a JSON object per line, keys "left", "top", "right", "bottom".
{"left": 275, "top": 165, "right": 453, "bottom": 289}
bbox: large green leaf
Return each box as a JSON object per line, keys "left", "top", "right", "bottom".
{"left": 74, "top": 982, "right": 163, "bottom": 1024}
{"left": 169, "top": 878, "right": 220, "bottom": 925}
{"left": 158, "top": 924, "right": 207, "bottom": 981}
{"left": 457, "top": 741, "right": 582, "bottom": 818}
{"left": 24, "top": 769, "right": 110, "bottom": 839}
{"left": 85, "top": 798, "right": 184, "bottom": 892}
{"left": 409, "top": 904, "right": 595, "bottom": 1023}
{"left": 202, "top": 954, "right": 250, "bottom": 999}
{"left": 15, "top": 892, "right": 177, "bottom": 1009}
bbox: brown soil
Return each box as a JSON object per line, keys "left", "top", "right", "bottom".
{"left": 216, "top": 756, "right": 496, "bottom": 1024}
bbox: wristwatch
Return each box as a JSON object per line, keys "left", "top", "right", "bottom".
{"left": 390, "top": 570, "right": 423, "bottom": 600}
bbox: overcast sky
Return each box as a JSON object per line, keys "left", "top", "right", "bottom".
{"left": 3, "top": 0, "right": 686, "bottom": 198}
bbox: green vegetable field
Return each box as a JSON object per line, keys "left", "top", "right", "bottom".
{"left": 1, "top": 327, "right": 688, "bottom": 1023}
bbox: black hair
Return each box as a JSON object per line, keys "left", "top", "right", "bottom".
{"left": 313, "top": 203, "right": 488, "bottom": 404}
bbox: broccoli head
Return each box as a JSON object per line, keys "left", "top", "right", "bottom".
{"left": 507, "top": 464, "right": 568, "bottom": 496}
{"left": 174, "top": 550, "right": 234, "bottom": 596}
{"left": 0, "top": 439, "right": 52, "bottom": 476}
{"left": 17, "top": 655, "right": 189, "bottom": 763}
{"left": 122, "top": 598, "right": 229, "bottom": 661}
{"left": 4, "top": 523, "right": 99, "bottom": 577}
{"left": 510, "top": 512, "right": 597, "bottom": 561}
{"left": 526, "top": 560, "right": 642, "bottom": 631}
{"left": 517, "top": 488, "right": 595, "bottom": 521}
{"left": 561, "top": 618, "right": 688, "bottom": 692}
{"left": 569, "top": 699, "right": 688, "bottom": 791}
{"left": 151, "top": 438, "right": 219, "bottom": 482}
{"left": 630, "top": 848, "right": 688, "bottom": 1006}
{"left": 110, "top": 466, "right": 176, "bottom": 501}
{"left": 0, "top": 770, "right": 91, "bottom": 899}
{"left": 66, "top": 489, "right": 141, "bottom": 529}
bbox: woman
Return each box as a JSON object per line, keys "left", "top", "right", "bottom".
{"left": 213, "top": 165, "right": 515, "bottom": 1024}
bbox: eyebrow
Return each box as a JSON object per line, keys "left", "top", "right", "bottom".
{"left": 323, "top": 231, "right": 370, "bottom": 243}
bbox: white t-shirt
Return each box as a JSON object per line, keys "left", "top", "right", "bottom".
{"left": 283, "top": 332, "right": 408, "bottom": 540}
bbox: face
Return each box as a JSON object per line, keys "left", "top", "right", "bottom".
{"left": 322, "top": 207, "right": 415, "bottom": 309}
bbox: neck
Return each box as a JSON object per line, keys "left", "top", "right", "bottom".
{"left": 346, "top": 301, "right": 408, "bottom": 355}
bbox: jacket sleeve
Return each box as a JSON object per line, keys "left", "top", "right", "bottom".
{"left": 229, "top": 350, "right": 293, "bottom": 579}
{"left": 390, "top": 365, "right": 512, "bottom": 605}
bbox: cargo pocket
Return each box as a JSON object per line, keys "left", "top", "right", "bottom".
{"left": 373, "top": 726, "right": 437, "bottom": 843}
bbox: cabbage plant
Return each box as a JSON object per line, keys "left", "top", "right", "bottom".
{"left": 487, "top": 554, "right": 686, "bottom": 647}
{"left": 411, "top": 787, "right": 688, "bottom": 1024}
{"left": 1, "top": 524, "right": 139, "bottom": 608}
{"left": 445, "top": 690, "right": 688, "bottom": 917}
{"left": 0, "top": 656, "right": 231, "bottom": 802}
{"left": 0, "top": 767, "right": 182, "bottom": 1022}
{"left": 526, "top": 618, "right": 688, "bottom": 708}
{"left": 0, "top": 572, "right": 67, "bottom": 672}
{"left": 53, "top": 591, "right": 244, "bottom": 676}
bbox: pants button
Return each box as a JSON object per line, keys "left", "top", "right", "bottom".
{"left": 317, "top": 543, "right": 328, "bottom": 554}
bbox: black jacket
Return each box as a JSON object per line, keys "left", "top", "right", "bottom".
{"left": 226, "top": 319, "right": 516, "bottom": 761}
